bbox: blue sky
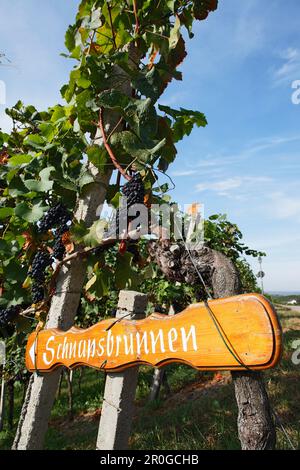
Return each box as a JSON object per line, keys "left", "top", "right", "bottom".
{"left": 0, "top": 0, "right": 299, "bottom": 292}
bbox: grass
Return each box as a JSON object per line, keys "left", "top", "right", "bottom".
{"left": 1, "top": 303, "right": 300, "bottom": 450}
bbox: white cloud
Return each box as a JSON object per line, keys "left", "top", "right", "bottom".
{"left": 196, "top": 176, "right": 272, "bottom": 196}
{"left": 174, "top": 133, "right": 300, "bottom": 182}
{"left": 272, "top": 48, "right": 300, "bottom": 86}
{"left": 268, "top": 192, "right": 300, "bottom": 219}
{"left": 245, "top": 135, "right": 300, "bottom": 154}
{"left": 246, "top": 232, "right": 300, "bottom": 251}
{"left": 171, "top": 170, "right": 196, "bottom": 177}
{"left": 196, "top": 177, "right": 243, "bottom": 193}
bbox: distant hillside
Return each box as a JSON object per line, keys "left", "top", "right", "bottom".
{"left": 270, "top": 293, "right": 300, "bottom": 305}
{"left": 268, "top": 291, "right": 300, "bottom": 296}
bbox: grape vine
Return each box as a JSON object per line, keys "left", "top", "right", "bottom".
{"left": 0, "top": 1, "right": 264, "bottom": 388}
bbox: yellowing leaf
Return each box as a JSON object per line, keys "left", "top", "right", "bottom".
{"left": 85, "top": 274, "right": 97, "bottom": 292}
{"left": 169, "top": 15, "right": 181, "bottom": 49}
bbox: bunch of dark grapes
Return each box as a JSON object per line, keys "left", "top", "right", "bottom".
{"left": 38, "top": 202, "right": 71, "bottom": 261}
{"left": 122, "top": 174, "right": 145, "bottom": 208}
{"left": 53, "top": 236, "right": 65, "bottom": 261}
{"left": 31, "top": 283, "right": 45, "bottom": 304}
{"left": 0, "top": 305, "right": 22, "bottom": 328}
{"left": 111, "top": 174, "right": 145, "bottom": 238}
{"left": 38, "top": 203, "right": 71, "bottom": 234}
{"left": 27, "top": 203, "right": 72, "bottom": 303}
{"left": 30, "top": 251, "right": 52, "bottom": 303}
{"left": 30, "top": 251, "right": 52, "bottom": 284}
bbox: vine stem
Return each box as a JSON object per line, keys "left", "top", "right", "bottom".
{"left": 98, "top": 107, "right": 131, "bottom": 181}
{"left": 107, "top": 117, "right": 124, "bottom": 142}
{"left": 107, "top": 2, "right": 117, "bottom": 49}
{"left": 133, "top": 0, "right": 140, "bottom": 34}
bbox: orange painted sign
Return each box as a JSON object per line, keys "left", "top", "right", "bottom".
{"left": 25, "top": 294, "right": 282, "bottom": 373}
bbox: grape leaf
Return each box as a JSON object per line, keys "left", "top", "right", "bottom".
{"left": 15, "top": 201, "right": 47, "bottom": 223}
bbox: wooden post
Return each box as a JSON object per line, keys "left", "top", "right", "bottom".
{"left": 96, "top": 290, "right": 147, "bottom": 450}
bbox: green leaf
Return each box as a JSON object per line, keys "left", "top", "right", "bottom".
{"left": 78, "top": 169, "right": 95, "bottom": 190}
{"left": 158, "top": 105, "right": 207, "bottom": 142}
{"left": 23, "top": 134, "right": 45, "bottom": 150}
{"left": 39, "top": 122, "right": 56, "bottom": 142}
{"left": 8, "top": 177, "right": 28, "bottom": 197}
{"left": 167, "top": 0, "right": 176, "bottom": 12}
{"left": 98, "top": 89, "right": 131, "bottom": 111}
{"left": 8, "top": 154, "right": 33, "bottom": 167}
{"left": 0, "top": 207, "right": 14, "bottom": 220}
{"left": 89, "top": 268, "right": 111, "bottom": 298}
{"left": 77, "top": 77, "right": 92, "bottom": 89}
{"left": 71, "top": 45, "right": 82, "bottom": 60}
{"left": 76, "top": 89, "right": 95, "bottom": 132}
{"left": 65, "top": 25, "right": 76, "bottom": 52}
{"left": 51, "top": 105, "right": 66, "bottom": 123}
{"left": 24, "top": 167, "right": 54, "bottom": 193}
{"left": 83, "top": 220, "right": 108, "bottom": 248}
{"left": 115, "top": 252, "right": 138, "bottom": 290}
{"left": 86, "top": 145, "right": 109, "bottom": 172}
{"left": 110, "top": 191, "right": 122, "bottom": 209}
{"left": 132, "top": 66, "right": 161, "bottom": 101}
{"left": 112, "top": 131, "right": 165, "bottom": 166}
{"left": 71, "top": 220, "right": 89, "bottom": 243}
{"left": 15, "top": 202, "right": 46, "bottom": 223}
{"left": 98, "top": 91, "right": 158, "bottom": 141}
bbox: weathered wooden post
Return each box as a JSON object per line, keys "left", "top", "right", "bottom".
{"left": 96, "top": 290, "right": 147, "bottom": 450}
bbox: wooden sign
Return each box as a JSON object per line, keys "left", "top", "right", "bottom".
{"left": 25, "top": 294, "right": 282, "bottom": 373}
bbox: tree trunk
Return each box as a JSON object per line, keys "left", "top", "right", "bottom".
{"left": 148, "top": 240, "right": 276, "bottom": 450}
{"left": 232, "top": 371, "right": 276, "bottom": 449}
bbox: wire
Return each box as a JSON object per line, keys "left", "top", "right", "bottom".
{"left": 173, "top": 217, "right": 253, "bottom": 369}
{"left": 204, "top": 300, "right": 252, "bottom": 371}
{"left": 174, "top": 217, "right": 212, "bottom": 300}
{"left": 105, "top": 312, "right": 133, "bottom": 331}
